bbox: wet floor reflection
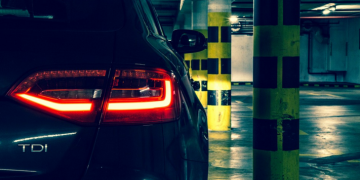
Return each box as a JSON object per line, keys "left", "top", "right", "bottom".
{"left": 209, "top": 130, "right": 253, "bottom": 179}
{"left": 208, "top": 86, "right": 360, "bottom": 180}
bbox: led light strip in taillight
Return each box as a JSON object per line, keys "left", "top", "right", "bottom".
{"left": 8, "top": 69, "right": 106, "bottom": 123}
{"left": 9, "top": 69, "right": 180, "bottom": 124}
{"left": 16, "top": 94, "right": 92, "bottom": 111}
{"left": 107, "top": 80, "right": 172, "bottom": 110}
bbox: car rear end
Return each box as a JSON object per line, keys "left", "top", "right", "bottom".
{"left": 0, "top": 0, "right": 208, "bottom": 179}
{"left": 0, "top": 0, "right": 117, "bottom": 179}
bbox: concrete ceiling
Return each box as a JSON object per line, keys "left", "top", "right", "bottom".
{"left": 232, "top": 0, "right": 360, "bottom": 18}
{"left": 152, "top": 0, "right": 360, "bottom": 28}
{"left": 300, "top": 1, "right": 360, "bottom": 18}
{"left": 151, "top": 0, "right": 181, "bottom": 26}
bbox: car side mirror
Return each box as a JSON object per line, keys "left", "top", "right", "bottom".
{"left": 171, "top": 29, "right": 206, "bottom": 53}
{"left": 190, "top": 78, "right": 200, "bottom": 91}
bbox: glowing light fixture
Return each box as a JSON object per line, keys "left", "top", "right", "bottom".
{"left": 312, "top": 3, "right": 335, "bottom": 10}
{"left": 329, "top": 6, "right": 336, "bottom": 12}
{"left": 336, "top": 5, "right": 360, "bottom": 10}
{"left": 229, "top": 16, "right": 239, "bottom": 24}
{"left": 322, "top": 9, "right": 331, "bottom": 15}
{"left": 231, "top": 28, "right": 240, "bottom": 32}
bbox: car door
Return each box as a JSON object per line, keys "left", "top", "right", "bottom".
{"left": 136, "top": 0, "right": 208, "bottom": 163}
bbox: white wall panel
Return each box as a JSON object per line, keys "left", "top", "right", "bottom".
{"left": 231, "top": 35, "right": 253, "bottom": 82}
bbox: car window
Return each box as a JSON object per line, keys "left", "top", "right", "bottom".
{"left": 146, "top": 0, "right": 164, "bottom": 36}
{"left": 139, "top": 0, "right": 160, "bottom": 35}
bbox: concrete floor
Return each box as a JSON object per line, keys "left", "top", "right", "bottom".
{"left": 208, "top": 86, "right": 360, "bottom": 180}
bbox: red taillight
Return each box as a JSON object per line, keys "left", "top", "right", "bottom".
{"left": 103, "top": 69, "right": 180, "bottom": 124}
{"left": 9, "top": 70, "right": 107, "bottom": 123}
{"left": 107, "top": 80, "right": 171, "bottom": 110}
{"left": 16, "top": 94, "right": 92, "bottom": 111}
{"left": 9, "top": 68, "right": 180, "bottom": 125}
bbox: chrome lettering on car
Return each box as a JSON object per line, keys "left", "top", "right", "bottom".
{"left": 18, "top": 144, "right": 48, "bottom": 152}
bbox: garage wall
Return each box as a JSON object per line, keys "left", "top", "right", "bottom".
{"left": 300, "top": 34, "right": 310, "bottom": 81}
{"left": 231, "top": 35, "right": 253, "bottom": 82}
{"left": 297, "top": 18, "right": 360, "bottom": 84}
{"left": 300, "top": 32, "right": 336, "bottom": 82}
{"left": 230, "top": 34, "right": 332, "bottom": 82}
{"left": 166, "top": 18, "right": 360, "bottom": 84}
{"left": 329, "top": 20, "right": 348, "bottom": 72}
{"left": 231, "top": 18, "right": 359, "bottom": 83}
{"left": 345, "top": 18, "right": 360, "bottom": 84}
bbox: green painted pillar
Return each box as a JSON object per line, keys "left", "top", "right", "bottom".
{"left": 252, "top": 0, "right": 300, "bottom": 179}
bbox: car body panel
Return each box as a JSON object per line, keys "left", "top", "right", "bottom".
{"left": 0, "top": 30, "right": 115, "bottom": 97}
{"left": 0, "top": 100, "right": 97, "bottom": 179}
{"left": 0, "top": 0, "right": 208, "bottom": 179}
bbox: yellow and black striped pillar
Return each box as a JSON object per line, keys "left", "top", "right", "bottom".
{"left": 192, "top": 0, "right": 208, "bottom": 108}
{"left": 207, "top": 0, "right": 231, "bottom": 131}
{"left": 184, "top": 53, "right": 192, "bottom": 77}
{"left": 191, "top": 30, "right": 208, "bottom": 108}
{"left": 253, "top": 0, "right": 300, "bottom": 179}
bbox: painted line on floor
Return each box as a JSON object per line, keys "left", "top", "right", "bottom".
{"left": 300, "top": 83, "right": 360, "bottom": 88}
{"left": 306, "top": 93, "right": 342, "bottom": 98}
{"left": 325, "top": 94, "right": 342, "bottom": 98}
{"left": 327, "top": 149, "right": 360, "bottom": 163}
{"left": 232, "top": 82, "right": 360, "bottom": 88}
{"left": 246, "top": 106, "right": 253, "bottom": 110}
{"left": 300, "top": 154, "right": 320, "bottom": 157}
{"left": 231, "top": 82, "right": 253, "bottom": 86}
{"left": 299, "top": 130, "right": 308, "bottom": 135}
{"left": 327, "top": 149, "right": 342, "bottom": 155}
{"left": 299, "top": 153, "right": 360, "bottom": 163}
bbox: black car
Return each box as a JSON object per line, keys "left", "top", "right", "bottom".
{"left": 0, "top": 0, "right": 208, "bottom": 179}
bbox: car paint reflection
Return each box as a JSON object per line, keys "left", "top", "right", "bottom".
{"left": 13, "top": 132, "right": 77, "bottom": 143}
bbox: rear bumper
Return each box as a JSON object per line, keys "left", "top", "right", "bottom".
{"left": 81, "top": 121, "right": 208, "bottom": 180}
{"left": 81, "top": 168, "right": 165, "bottom": 180}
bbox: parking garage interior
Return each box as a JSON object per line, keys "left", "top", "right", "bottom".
{"left": 153, "top": 0, "right": 360, "bottom": 179}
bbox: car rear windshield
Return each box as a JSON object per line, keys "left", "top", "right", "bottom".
{"left": 0, "top": 0, "right": 125, "bottom": 31}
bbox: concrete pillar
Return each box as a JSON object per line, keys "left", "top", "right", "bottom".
{"left": 183, "top": 13, "right": 193, "bottom": 74}
{"left": 207, "top": 0, "right": 232, "bottom": 131}
{"left": 183, "top": 13, "right": 192, "bottom": 30}
{"left": 192, "top": 0, "right": 208, "bottom": 108}
{"left": 252, "top": 0, "right": 300, "bottom": 179}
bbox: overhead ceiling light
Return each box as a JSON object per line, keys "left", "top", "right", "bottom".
{"left": 329, "top": 6, "right": 336, "bottom": 11}
{"left": 229, "top": 16, "right": 239, "bottom": 24}
{"left": 323, "top": 9, "right": 331, "bottom": 15}
{"left": 231, "top": 28, "right": 240, "bottom": 32}
{"left": 336, "top": 5, "right": 360, "bottom": 10}
{"left": 313, "top": 3, "right": 336, "bottom": 10}
{"left": 180, "top": 0, "right": 184, "bottom": 10}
